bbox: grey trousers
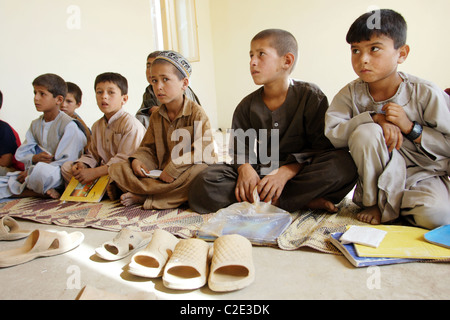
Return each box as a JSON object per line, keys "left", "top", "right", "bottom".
{"left": 188, "top": 148, "right": 358, "bottom": 214}
{"left": 349, "top": 123, "right": 450, "bottom": 229}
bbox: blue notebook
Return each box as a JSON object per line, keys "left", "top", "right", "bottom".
{"left": 424, "top": 225, "right": 450, "bottom": 249}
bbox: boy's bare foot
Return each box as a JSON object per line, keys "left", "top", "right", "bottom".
{"left": 306, "top": 198, "right": 338, "bottom": 213}
{"left": 45, "top": 188, "right": 60, "bottom": 199}
{"left": 120, "top": 192, "right": 146, "bottom": 207}
{"left": 357, "top": 205, "right": 381, "bottom": 225}
{"left": 106, "top": 182, "right": 118, "bottom": 201}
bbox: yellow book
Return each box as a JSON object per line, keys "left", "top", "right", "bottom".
{"left": 60, "top": 175, "right": 110, "bottom": 203}
{"left": 354, "top": 225, "right": 450, "bottom": 260}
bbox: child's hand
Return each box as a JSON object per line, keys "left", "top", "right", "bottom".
{"left": 257, "top": 163, "right": 303, "bottom": 204}
{"left": 382, "top": 103, "right": 414, "bottom": 134}
{"left": 236, "top": 163, "right": 260, "bottom": 203}
{"left": 72, "top": 162, "right": 87, "bottom": 173}
{"left": 32, "top": 152, "right": 53, "bottom": 164}
{"left": 373, "top": 113, "right": 403, "bottom": 152}
{"left": 131, "top": 159, "right": 148, "bottom": 178}
{"left": 73, "top": 167, "right": 97, "bottom": 185}
{"left": 17, "top": 171, "right": 28, "bottom": 184}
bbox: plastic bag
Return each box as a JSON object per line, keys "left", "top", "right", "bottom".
{"left": 197, "top": 188, "right": 292, "bottom": 245}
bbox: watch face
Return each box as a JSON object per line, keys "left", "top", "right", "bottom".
{"left": 407, "top": 122, "right": 422, "bottom": 141}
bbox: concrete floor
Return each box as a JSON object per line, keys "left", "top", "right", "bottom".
{"left": 0, "top": 219, "right": 449, "bottom": 301}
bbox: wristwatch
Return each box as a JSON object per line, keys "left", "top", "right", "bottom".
{"left": 405, "top": 121, "right": 423, "bottom": 141}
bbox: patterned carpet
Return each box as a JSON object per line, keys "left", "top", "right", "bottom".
{"left": 277, "top": 198, "right": 367, "bottom": 254}
{"left": 0, "top": 196, "right": 366, "bottom": 254}
{"left": 0, "top": 197, "right": 209, "bottom": 239}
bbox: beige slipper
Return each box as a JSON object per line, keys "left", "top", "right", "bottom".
{"left": 0, "top": 229, "right": 84, "bottom": 268}
{"left": 128, "top": 229, "right": 179, "bottom": 278}
{"left": 163, "top": 238, "right": 211, "bottom": 290}
{"left": 208, "top": 234, "right": 255, "bottom": 292}
{"left": 0, "top": 216, "right": 31, "bottom": 241}
{"left": 95, "top": 229, "right": 152, "bottom": 261}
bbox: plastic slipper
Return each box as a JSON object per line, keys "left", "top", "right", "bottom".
{"left": 128, "top": 229, "right": 179, "bottom": 278}
{"left": 0, "top": 229, "right": 84, "bottom": 268}
{"left": 163, "top": 238, "right": 211, "bottom": 290}
{"left": 208, "top": 234, "right": 255, "bottom": 292}
{"left": 95, "top": 229, "right": 152, "bottom": 261}
{"left": 0, "top": 216, "right": 31, "bottom": 241}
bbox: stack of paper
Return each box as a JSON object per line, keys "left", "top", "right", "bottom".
{"left": 330, "top": 225, "right": 450, "bottom": 268}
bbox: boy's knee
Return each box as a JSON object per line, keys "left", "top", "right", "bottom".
{"left": 348, "top": 123, "right": 384, "bottom": 151}
{"left": 409, "top": 204, "right": 450, "bottom": 229}
{"left": 61, "top": 161, "right": 73, "bottom": 182}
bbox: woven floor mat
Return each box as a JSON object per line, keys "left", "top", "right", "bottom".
{"left": 0, "top": 197, "right": 366, "bottom": 254}
{"left": 278, "top": 198, "right": 366, "bottom": 254}
{"left": 0, "top": 197, "right": 209, "bottom": 239}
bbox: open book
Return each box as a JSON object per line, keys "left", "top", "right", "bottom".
{"left": 60, "top": 175, "right": 110, "bottom": 203}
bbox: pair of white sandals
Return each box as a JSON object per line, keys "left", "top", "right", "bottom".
{"left": 0, "top": 215, "right": 84, "bottom": 268}
{"left": 95, "top": 228, "right": 255, "bottom": 292}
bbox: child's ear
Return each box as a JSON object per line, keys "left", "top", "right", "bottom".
{"left": 182, "top": 78, "right": 189, "bottom": 91}
{"left": 121, "top": 94, "right": 129, "bottom": 105}
{"left": 283, "top": 52, "right": 295, "bottom": 71}
{"left": 56, "top": 95, "right": 64, "bottom": 105}
{"left": 398, "top": 44, "right": 410, "bottom": 64}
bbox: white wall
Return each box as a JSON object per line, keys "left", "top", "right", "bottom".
{"left": 209, "top": 0, "right": 450, "bottom": 129}
{"left": 0, "top": 0, "right": 219, "bottom": 140}
{"left": 1, "top": 0, "right": 448, "bottom": 138}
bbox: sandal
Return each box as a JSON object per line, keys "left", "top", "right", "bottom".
{"left": 208, "top": 234, "right": 255, "bottom": 292}
{"left": 128, "top": 229, "right": 179, "bottom": 278}
{"left": 95, "top": 229, "right": 152, "bottom": 261}
{"left": 163, "top": 238, "right": 211, "bottom": 290}
{"left": 0, "top": 215, "right": 31, "bottom": 241}
{"left": 0, "top": 229, "right": 84, "bottom": 268}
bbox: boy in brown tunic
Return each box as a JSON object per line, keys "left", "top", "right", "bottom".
{"left": 189, "top": 29, "right": 357, "bottom": 214}
{"left": 109, "top": 51, "right": 216, "bottom": 210}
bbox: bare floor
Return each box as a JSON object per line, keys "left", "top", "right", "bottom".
{"left": 0, "top": 219, "right": 449, "bottom": 301}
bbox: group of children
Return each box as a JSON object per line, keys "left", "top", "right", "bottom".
{"left": 0, "top": 9, "right": 448, "bottom": 230}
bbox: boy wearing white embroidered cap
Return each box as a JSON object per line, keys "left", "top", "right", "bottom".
{"left": 109, "top": 51, "right": 217, "bottom": 210}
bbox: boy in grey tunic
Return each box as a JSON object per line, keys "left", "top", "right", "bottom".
{"left": 189, "top": 29, "right": 357, "bottom": 214}
{"left": 325, "top": 10, "right": 450, "bottom": 229}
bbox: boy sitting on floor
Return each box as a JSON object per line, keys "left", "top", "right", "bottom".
{"left": 61, "top": 73, "right": 145, "bottom": 190}
{"left": 0, "top": 73, "right": 87, "bottom": 199}
{"left": 135, "top": 51, "right": 201, "bottom": 128}
{"left": 189, "top": 29, "right": 357, "bottom": 214}
{"left": 325, "top": 9, "right": 450, "bottom": 229}
{"left": 109, "top": 51, "right": 216, "bottom": 209}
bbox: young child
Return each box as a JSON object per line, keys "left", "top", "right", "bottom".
{"left": 189, "top": 29, "right": 357, "bottom": 214}
{"left": 109, "top": 51, "right": 216, "bottom": 209}
{"left": 135, "top": 51, "right": 201, "bottom": 128}
{"left": 325, "top": 9, "right": 450, "bottom": 229}
{"left": 0, "top": 74, "right": 87, "bottom": 199}
{"left": 0, "top": 90, "right": 24, "bottom": 175}
{"left": 61, "top": 73, "right": 145, "bottom": 189}
{"left": 61, "top": 82, "right": 91, "bottom": 151}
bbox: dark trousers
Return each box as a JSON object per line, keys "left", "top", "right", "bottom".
{"left": 188, "top": 148, "right": 358, "bottom": 214}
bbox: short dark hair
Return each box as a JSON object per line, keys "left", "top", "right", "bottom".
{"left": 147, "top": 51, "right": 162, "bottom": 60}
{"left": 252, "top": 29, "right": 299, "bottom": 71}
{"left": 66, "top": 82, "right": 82, "bottom": 104}
{"left": 94, "top": 72, "right": 128, "bottom": 95}
{"left": 346, "top": 9, "right": 407, "bottom": 49}
{"left": 32, "top": 73, "right": 67, "bottom": 98}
